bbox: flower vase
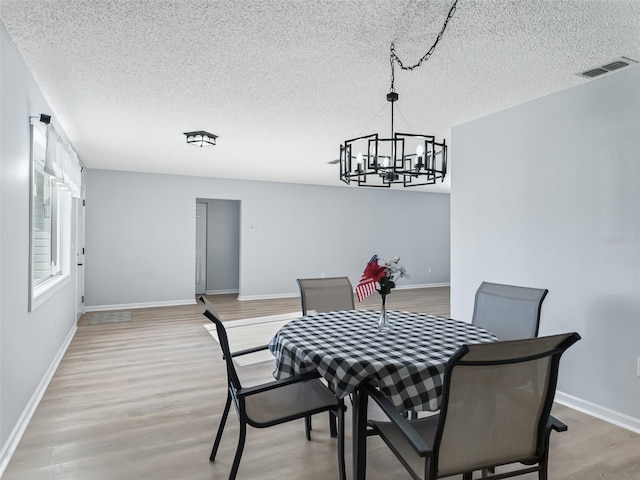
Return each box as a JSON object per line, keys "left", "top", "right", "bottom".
{"left": 378, "top": 293, "right": 391, "bottom": 332}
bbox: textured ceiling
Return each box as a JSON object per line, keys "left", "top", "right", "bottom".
{"left": 1, "top": 0, "right": 639, "bottom": 192}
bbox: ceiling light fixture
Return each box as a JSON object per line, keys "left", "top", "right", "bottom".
{"left": 339, "top": 0, "right": 458, "bottom": 188}
{"left": 184, "top": 130, "right": 218, "bottom": 147}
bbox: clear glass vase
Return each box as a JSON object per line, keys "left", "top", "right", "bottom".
{"left": 378, "top": 293, "right": 391, "bottom": 332}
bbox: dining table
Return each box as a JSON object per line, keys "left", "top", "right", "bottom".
{"left": 267, "top": 309, "right": 498, "bottom": 480}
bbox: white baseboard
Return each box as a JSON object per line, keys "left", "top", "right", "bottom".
{"left": 395, "top": 282, "right": 450, "bottom": 290}
{"left": 555, "top": 390, "right": 640, "bottom": 434}
{"left": 237, "top": 282, "right": 450, "bottom": 302}
{"left": 84, "top": 298, "right": 196, "bottom": 312}
{"left": 205, "top": 289, "right": 239, "bottom": 295}
{"left": 238, "top": 283, "right": 450, "bottom": 301}
{"left": 237, "top": 292, "right": 300, "bottom": 301}
{"left": 0, "top": 323, "right": 77, "bottom": 477}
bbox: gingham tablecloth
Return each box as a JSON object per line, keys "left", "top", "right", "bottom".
{"left": 268, "top": 310, "right": 497, "bottom": 412}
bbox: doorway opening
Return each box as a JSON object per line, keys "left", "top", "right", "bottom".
{"left": 195, "top": 199, "right": 241, "bottom": 296}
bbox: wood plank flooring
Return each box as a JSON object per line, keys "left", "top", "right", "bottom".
{"left": 4, "top": 287, "right": 639, "bottom": 479}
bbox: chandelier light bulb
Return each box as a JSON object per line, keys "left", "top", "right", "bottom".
{"left": 415, "top": 144, "right": 424, "bottom": 167}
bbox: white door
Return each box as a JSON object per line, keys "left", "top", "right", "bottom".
{"left": 195, "top": 202, "right": 207, "bottom": 295}
{"left": 76, "top": 187, "right": 86, "bottom": 319}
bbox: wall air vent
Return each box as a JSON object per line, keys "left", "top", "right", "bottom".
{"left": 580, "top": 56, "right": 639, "bottom": 78}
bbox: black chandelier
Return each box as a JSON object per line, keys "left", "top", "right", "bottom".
{"left": 339, "top": 0, "right": 457, "bottom": 188}
{"left": 184, "top": 130, "right": 218, "bottom": 147}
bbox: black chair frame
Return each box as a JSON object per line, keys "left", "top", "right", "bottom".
{"left": 365, "top": 333, "right": 580, "bottom": 480}
{"left": 201, "top": 297, "right": 346, "bottom": 480}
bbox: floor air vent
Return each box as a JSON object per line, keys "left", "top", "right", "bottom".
{"left": 580, "top": 57, "right": 638, "bottom": 78}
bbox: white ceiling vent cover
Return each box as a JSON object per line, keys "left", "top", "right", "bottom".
{"left": 580, "top": 56, "right": 639, "bottom": 78}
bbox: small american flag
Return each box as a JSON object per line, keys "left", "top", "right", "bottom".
{"left": 355, "top": 255, "right": 385, "bottom": 302}
{"left": 356, "top": 278, "right": 377, "bottom": 302}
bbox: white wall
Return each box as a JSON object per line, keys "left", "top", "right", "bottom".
{"left": 451, "top": 66, "right": 640, "bottom": 425}
{"left": 84, "top": 169, "right": 450, "bottom": 307}
{"left": 0, "top": 23, "right": 80, "bottom": 469}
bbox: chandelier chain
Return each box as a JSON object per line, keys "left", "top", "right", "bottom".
{"left": 390, "top": 53, "right": 396, "bottom": 91}
{"left": 390, "top": 0, "right": 458, "bottom": 73}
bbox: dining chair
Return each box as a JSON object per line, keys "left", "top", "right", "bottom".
{"left": 364, "top": 332, "right": 580, "bottom": 480}
{"left": 201, "top": 296, "right": 346, "bottom": 480}
{"left": 297, "top": 276, "right": 355, "bottom": 315}
{"left": 472, "top": 281, "right": 549, "bottom": 340}
{"left": 296, "top": 276, "right": 354, "bottom": 436}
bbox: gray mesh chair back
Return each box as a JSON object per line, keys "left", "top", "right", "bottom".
{"left": 297, "top": 277, "right": 355, "bottom": 315}
{"left": 472, "top": 281, "right": 548, "bottom": 340}
{"left": 296, "top": 277, "right": 354, "bottom": 436}
{"left": 200, "top": 296, "right": 346, "bottom": 480}
{"left": 367, "top": 332, "right": 580, "bottom": 480}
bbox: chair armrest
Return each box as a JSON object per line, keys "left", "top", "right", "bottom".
{"left": 229, "top": 344, "right": 270, "bottom": 358}
{"left": 364, "top": 383, "right": 433, "bottom": 458}
{"left": 238, "top": 371, "right": 322, "bottom": 397}
{"left": 548, "top": 415, "right": 568, "bottom": 433}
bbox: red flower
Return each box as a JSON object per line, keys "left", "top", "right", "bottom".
{"left": 363, "top": 257, "right": 387, "bottom": 283}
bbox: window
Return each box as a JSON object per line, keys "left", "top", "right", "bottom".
{"left": 29, "top": 120, "right": 74, "bottom": 311}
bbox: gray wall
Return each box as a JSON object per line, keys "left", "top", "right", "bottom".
{"left": 203, "top": 199, "right": 240, "bottom": 294}
{"left": 451, "top": 66, "right": 640, "bottom": 422}
{"left": 1, "top": 23, "right": 79, "bottom": 461}
{"left": 84, "top": 169, "right": 451, "bottom": 306}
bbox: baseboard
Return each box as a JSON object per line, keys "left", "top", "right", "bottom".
{"left": 85, "top": 284, "right": 451, "bottom": 308}
{"left": 0, "top": 323, "right": 77, "bottom": 477}
{"left": 84, "top": 298, "right": 197, "bottom": 312}
{"left": 237, "top": 283, "right": 449, "bottom": 302}
{"left": 555, "top": 390, "right": 640, "bottom": 434}
{"left": 237, "top": 292, "right": 300, "bottom": 301}
{"left": 395, "top": 282, "right": 450, "bottom": 290}
{"left": 205, "top": 289, "right": 239, "bottom": 295}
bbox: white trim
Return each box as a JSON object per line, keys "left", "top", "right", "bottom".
{"left": 0, "top": 323, "right": 76, "bottom": 477}
{"left": 205, "top": 289, "right": 239, "bottom": 295}
{"left": 84, "top": 298, "right": 196, "bottom": 312}
{"left": 31, "top": 273, "right": 71, "bottom": 311}
{"left": 237, "top": 292, "right": 300, "bottom": 301}
{"left": 394, "top": 282, "right": 450, "bottom": 290}
{"left": 555, "top": 391, "right": 640, "bottom": 435}
{"left": 85, "top": 284, "right": 450, "bottom": 310}
{"left": 237, "top": 283, "right": 450, "bottom": 302}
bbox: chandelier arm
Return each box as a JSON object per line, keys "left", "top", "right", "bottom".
{"left": 390, "top": 0, "right": 458, "bottom": 71}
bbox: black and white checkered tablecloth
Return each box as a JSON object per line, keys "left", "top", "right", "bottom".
{"left": 268, "top": 310, "right": 497, "bottom": 412}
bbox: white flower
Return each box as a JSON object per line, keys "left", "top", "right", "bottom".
{"left": 380, "top": 256, "right": 410, "bottom": 281}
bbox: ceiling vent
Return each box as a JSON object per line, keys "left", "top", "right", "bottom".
{"left": 580, "top": 56, "right": 638, "bottom": 78}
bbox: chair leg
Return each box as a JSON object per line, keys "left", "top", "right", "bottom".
{"left": 539, "top": 449, "right": 550, "bottom": 480}
{"left": 336, "top": 400, "right": 346, "bottom": 480}
{"left": 229, "top": 420, "right": 247, "bottom": 480}
{"left": 305, "top": 415, "right": 312, "bottom": 440}
{"left": 329, "top": 411, "right": 338, "bottom": 437}
{"left": 210, "top": 392, "right": 232, "bottom": 461}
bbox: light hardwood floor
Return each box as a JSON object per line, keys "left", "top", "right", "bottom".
{"left": 4, "top": 287, "right": 639, "bottom": 479}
